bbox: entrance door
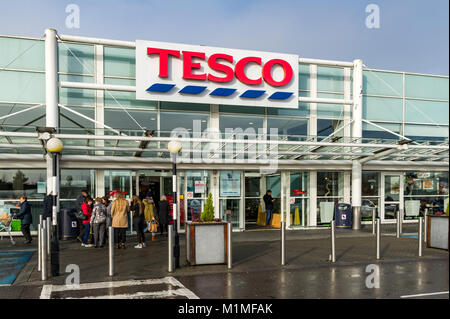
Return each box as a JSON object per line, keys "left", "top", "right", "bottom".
{"left": 380, "top": 173, "right": 404, "bottom": 222}
{"left": 244, "top": 172, "right": 261, "bottom": 229}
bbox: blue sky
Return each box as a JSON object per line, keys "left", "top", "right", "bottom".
{"left": 1, "top": 0, "right": 448, "bottom": 75}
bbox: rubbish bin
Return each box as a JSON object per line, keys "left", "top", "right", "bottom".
{"left": 60, "top": 208, "right": 80, "bottom": 240}
{"left": 334, "top": 203, "right": 352, "bottom": 229}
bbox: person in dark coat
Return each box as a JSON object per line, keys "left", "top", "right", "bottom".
{"left": 14, "top": 195, "right": 33, "bottom": 244}
{"left": 76, "top": 190, "right": 89, "bottom": 243}
{"left": 43, "top": 192, "right": 53, "bottom": 220}
{"left": 263, "top": 190, "right": 275, "bottom": 226}
{"left": 158, "top": 195, "right": 170, "bottom": 236}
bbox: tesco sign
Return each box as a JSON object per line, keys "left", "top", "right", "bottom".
{"left": 136, "top": 40, "right": 298, "bottom": 108}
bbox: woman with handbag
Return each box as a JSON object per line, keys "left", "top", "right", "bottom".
{"left": 110, "top": 192, "right": 130, "bottom": 249}
{"left": 131, "top": 196, "right": 146, "bottom": 249}
{"left": 143, "top": 196, "right": 159, "bottom": 241}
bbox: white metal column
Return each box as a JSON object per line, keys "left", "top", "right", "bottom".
{"left": 308, "top": 64, "right": 318, "bottom": 227}
{"left": 45, "top": 28, "right": 59, "bottom": 210}
{"left": 309, "top": 172, "right": 317, "bottom": 226}
{"left": 351, "top": 59, "right": 363, "bottom": 229}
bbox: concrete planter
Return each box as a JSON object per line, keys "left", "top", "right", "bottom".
{"left": 186, "top": 221, "right": 228, "bottom": 265}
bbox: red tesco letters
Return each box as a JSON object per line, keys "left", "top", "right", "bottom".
{"left": 147, "top": 47, "right": 293, "bottom": 87}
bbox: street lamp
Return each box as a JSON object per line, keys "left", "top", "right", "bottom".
{"left": 168, "top": 140, "right": 182, "bottom": 269}
{"left": 46, "top": 137, "right": 63, "bottom": 277}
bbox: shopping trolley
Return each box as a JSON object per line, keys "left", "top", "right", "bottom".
{"left": 0, "top": 212, "right": 16, "bottom": 245}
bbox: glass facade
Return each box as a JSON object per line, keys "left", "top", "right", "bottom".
{"left": 0, "top": 35, "right": 448, "bottom": 233}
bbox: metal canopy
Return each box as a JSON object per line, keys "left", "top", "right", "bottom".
{"left": 0, "top": 130, "right": 448, "bottom": 165}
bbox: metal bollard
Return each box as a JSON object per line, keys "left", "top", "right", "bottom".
{"left": 396, "top": 211, "right": 400, "bottom": 238}
{"left": 46, "top": 217, "right": 51, "bottom": 254}
{"left": 41, "top": 221, "right": 47, "bottom": 281}
{"left": 280, "top": 221, "right": 286, "bottom": 266}
{"left": 37, "top": 223, "right": 41, "bottom": 272}
{"left": 372, "top": 208, "right": 376, "bottom": 235}
{"left": 376, "top": 218, "right": 381, "bottom": 260}
{"left": 424, "top": 212, "right": 428, "bottom": 245}
{"left": 330, "top": 220, "right": 336, "bottom": 263}
{"left": 168, "top": 224, "right": 173, "bottom": 273}
{"left": 418, "top": 217, "right": 423, "bottom": 257}
{"left": 227, "top": 221, "right": 232, "bottom": 269}
{"left": 399, "top": 208, "right": 404, "bottom": 235}
{"left": 108, "top": 227, "right": 114, "bottom": 276}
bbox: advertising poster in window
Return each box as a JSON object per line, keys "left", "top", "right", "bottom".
{"left": 194, "top": 180, "right": 205, "bottom": 194}
{"left": 220, "top": 171, "right": 241, "bottom": 197}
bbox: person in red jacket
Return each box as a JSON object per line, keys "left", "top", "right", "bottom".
{"left": 81, "top": 197, "right": 94, "bottom": 247}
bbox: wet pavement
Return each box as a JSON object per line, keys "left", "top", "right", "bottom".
{"left": 0, "top": 226, "right": 448, "bottom": 299}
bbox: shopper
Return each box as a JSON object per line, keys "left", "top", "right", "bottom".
{"left": 102, "top": 196, "right": 112, "bottom": 242}
{"left": 14, "top": 195, "right": 32, "bottom": 244}
{"left": 91, "top": 197, "right": 107, "bottom": 248}
{"left": 76, "top": 190, "right": 90, "bottom": 243}
{"left": 81, "top": 197, "right": 94, "bottom": 247}
{"left": 131, "top": 196, "right": 146, "bottom": 248}
{"left": 110, "top": 192, "right": 130, "bottom": 249}
{"left": 263, "top": 190, "right": 275, "bottom": 226}
{"left": 143, "top": 196, "right": 159, "bottom": 241}
{"left": 158, "top": 195, "right": 170, "bottom": 237}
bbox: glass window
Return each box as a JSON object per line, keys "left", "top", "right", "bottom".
{"left": 363, "top": 96, "right": 403, "bottom": 121}
{"left": 105, "top": 108, "right": 157, "bottom": 131}
{"left": 317, "top": 172, "right": 343, "bottom": 197}
{"left": 59, "top": 74, "right": 95, "bottom": 106}
{"left": 104, "top": 78, "right": 157, "bottom": 109}
{"left": 104, "top": 170, "right": 131, "bottom": 198}
{"left": 362, "top": 122, "right": 401, "bottom": 140}
{"left": 266, "top": 175, "right": 281, "bottom": 198}
{"left": 60, "top": 169, "right": 95, "bottom": 199}
{"left": 245, "top": 176, "right": 260, "bottom": 198}
{"left": 363, "top": 70, "right": 402, "bottom": 96}
{"left": 266, "top": 100, "right": 309, "bottom": 117}
{"left": 0, "top": 169, "right": 46, "bottom": 200}
{"left": 290, "top": 172, "right": 309, "bottom": 196}
{"left": 317, "top": 119, "right": 347, "bottom": 138}
{"left": 404, "top": 124, "right": 449, "bottom": 142}
{"left": 0, "top": 103, "right": 46, "bottom": 132}
{"left": 317, "top": 66, "right": 344, "bottom": 93}
{"left": 219, "top": 105, "right": 265, "bottom": 115}
{"left": 404, "top": 172, "right": 448, "bottom": 197}
{"left": 160, "top": 111, "right": 209, "bottom": 136}
{"left": 267, "top": 117, "right": 308, "bottom": 137}
{"left": 299, "top": 64, "right": 310, "bottom": 92}
{"left": 220, "top": 171, "right": 241, "bottom": 197}
{"left": 290, "top": 198, "right": 309, "bottom": 226}
{"left": 58, "top": 42, "right": 94, "bottom": 75}
{"left": 104, "top": 46, "right": 135, "bottom": 78}
{"left": 405, "top": 74, "right": 449, "bottom": 100}
{"left": 219, "top": 114, "right": 264, "bottom": 138}
{"left": 362, "top": 171, "right": 379, "bottom": 196}
{"left": 0, "top": 37, "right": 44, "bottom": 71}
{"left": 317, "top": 92, "right": 345, "bottom": 118}
{"left": 59, "top": 106, "right": 95, "bottom": 134}
{"left": 405, "top": 99, "right": 449, "bottom": 125}
{"left": 0, "top": 70, "right": 45, "bottom": 103}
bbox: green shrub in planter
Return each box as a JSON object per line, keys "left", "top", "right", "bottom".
{"left": 201, "top": 193, "right": 215, "bottom": 222}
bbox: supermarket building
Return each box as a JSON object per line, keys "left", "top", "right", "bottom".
{"left": 0, "top": 29, "right": 448, "bottom": 234}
